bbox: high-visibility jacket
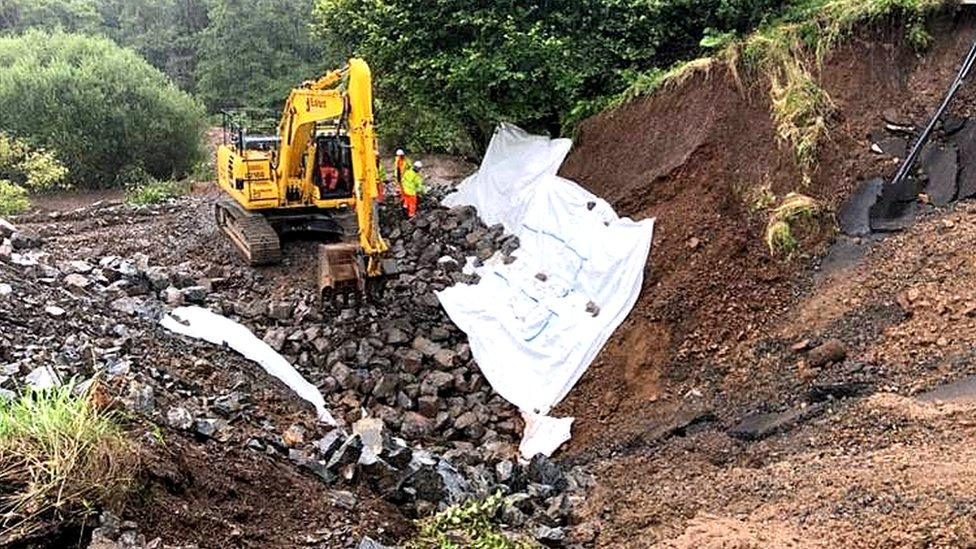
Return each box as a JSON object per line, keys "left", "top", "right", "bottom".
{"left": 401, "top": 168, "right": 426, "bottom": 196}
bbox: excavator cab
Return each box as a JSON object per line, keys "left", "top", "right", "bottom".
{"left": 313, "top": 134, "right": 354, "bottom": 200}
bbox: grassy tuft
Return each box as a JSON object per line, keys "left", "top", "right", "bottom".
{"left": 0, "top": 180, "right": 29, "bottom": 216}
{"left": 764, "top": 192, "right": 821, "bottom": 256}
{"left": 766, "top": 219, "right": 797, "bottom": 255}
{"left": 730, "top": 0, "right": 945, "bottom": 173}
{"left": 0, "top": 382, "right": 136, "bottom": 542}
{"left": 405, "top": 493, "right": 535, "bottom": 549}
{"left": 613, "top": 58, "right": 717, "bottom": 109}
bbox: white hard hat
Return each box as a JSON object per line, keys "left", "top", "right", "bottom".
{"left": 413, "top": 161, "right": 423, "bottom": 169}
{"left": 395, "top": 149, "right": 405, "bottom": 156}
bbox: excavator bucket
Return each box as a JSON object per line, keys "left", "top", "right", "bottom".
{"left": 317, "top": 243, "right": 366, "bottom": 310}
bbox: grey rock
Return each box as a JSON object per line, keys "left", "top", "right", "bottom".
{"left": 26, "top": 365, "right": 60, "bottom": 389}
{"left": 331, "top": 362, "right": 360, "bottom": 390}
{"left": 64, "top": 273, "right": 90, "bottom": 290}
{"left": 412, "top": 336, "right": 441, "bottom": 357}
{"left": 420, "top": 371, "right": 453, "bottom": 396}
{"left": 358, "top": 536, "right": 395, "bottom": 549}
{"left": 326, "top": 434, "right": 363, "bottom": 471}
{"left": 269, "top": 301, "right": 295, "bottom": 321}
{"left": 496, "top": 460, "right": 514, "bottom": 483}
{"left": 214, "top": 391, "right": 245, "bottom": 415}
{"left": 417, "top": 395, "right": 440, "bottom": 418}
{"left": 263, "top": 328, "right": 287, "bottom": 351}
{"left": 534, "top": 525, "right": 566, "bottom": 544}
{"left": 411, "top": 460, "right": 472, "bottom": 506}
{"left": 110, "top": 296, "right": 143, "bottom": 316}
{"left": 10, "top": 231, "right": 41, "bottom": 250}
{"left": 433, "top": 349, "right": 457, "bottom": 369}
{"left": 126, "top": 383, "right": 155, "bottom": 414}
{"left": 353, "top": 417, "right": 385, "bottom": 459}
{"left": 181, "top": 285, "right": 208, "bottom": 304}
{"left": 144, "top": 267, "right": 171, "bottom": 291}
{"left": 372, "top": 374, "right": 399, "bottom": 399}
{"left": 527, "top": 454, "right": 567, "bottom": 491}
{"left": 163, "top": 286, "right": 183, "bottom": 306}
{"left": 314, "top": 430, "right": 345, "bottom": 458}
{"left": 384, "top": 327, "right": 410, "bottom": 345}
{"left": 194, "top": 418, "right": 222, "bottom": 438}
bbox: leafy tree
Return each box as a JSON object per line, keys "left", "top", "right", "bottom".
{"left": 100, "top": 0, "right": 210, "bottom": 90}
{"left": 195, "top": 0, "right": 330, "bottom": 111}
{"left": 0, "top": 0, "right": 104, "bottom": 34}
{"left": 0, "top": 31, "right": 205, "bottom": 188}
{"left": 313, "top": 0, "right": 789, "bottom": 151}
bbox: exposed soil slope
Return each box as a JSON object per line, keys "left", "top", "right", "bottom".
{"left": 557, "top": 13, "right": 976, "bottom": 453}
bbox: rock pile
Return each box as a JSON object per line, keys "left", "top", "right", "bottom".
{"left": 209, "top": 193, "right": 526, "bottom": 455}
{"left": 293, "top": 416, "right": 589, "bottom": 543}
{"left": 1, "top": 189, "right": 588, "bottom": 546}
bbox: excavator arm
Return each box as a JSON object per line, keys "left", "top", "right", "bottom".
{"left": 275, "top": 59, "right": 389, "bottom": 268}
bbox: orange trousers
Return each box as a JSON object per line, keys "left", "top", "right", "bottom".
{"left": 402, "top": 193, "right": 418, "bottom": 217}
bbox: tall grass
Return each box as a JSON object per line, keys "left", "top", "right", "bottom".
{"left": 0, "top": 382, "right": 135, "bottom": 543}
{"left": 606, "top": 0, "right": 948, "bottom": 174}
{"left": 764, "top": 192, "right": 821, "bottom": 256}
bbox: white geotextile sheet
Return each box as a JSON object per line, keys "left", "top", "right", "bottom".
{"left": 161, "top": 306, "right": 337, "bottom": 426}
{"left": 439, "top": 124, "right": 655, "bottom": 456}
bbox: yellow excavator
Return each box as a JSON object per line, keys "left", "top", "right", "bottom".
{"left": 215, "top": 58, "right": 394, "bottom": 306}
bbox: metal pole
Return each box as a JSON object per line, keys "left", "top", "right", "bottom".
{"left": 889, "top": 37, "right": 976, "bottom": 187}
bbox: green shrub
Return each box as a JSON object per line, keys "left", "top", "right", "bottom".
{"left": 0, "top": 133, "right": 69, "bottom": 193}
{"left": 0, "top": 134, "right": 70, "bottom": 215}
{"left": 405, "top": 494, "right": 534, "bottom": 549}
{"left": 0, "top": 180, "right": 29, "bottom": 216}
{"left": 0, "top": 31, "right": 205, "bottom": 188}
{"left": 0, "top": 382, "right": 135, "bottom": 543}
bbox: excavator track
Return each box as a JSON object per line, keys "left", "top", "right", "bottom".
{"left": 214, "top": 198, "right": 282, "bottom": 265}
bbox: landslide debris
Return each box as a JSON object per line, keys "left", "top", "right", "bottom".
{"left": 1, "top": 189, "right": 583, "bottom": 547}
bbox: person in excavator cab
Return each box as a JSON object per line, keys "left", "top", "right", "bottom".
{"left": 401, "top": 160, "right": 426, "bottom": 218}
{"left": 319, "top": 160, "right": 339, "bottom": 196}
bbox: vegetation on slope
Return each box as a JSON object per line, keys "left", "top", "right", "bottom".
{"left": 613, "top": 0, "right": 947, "bottom": 174}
